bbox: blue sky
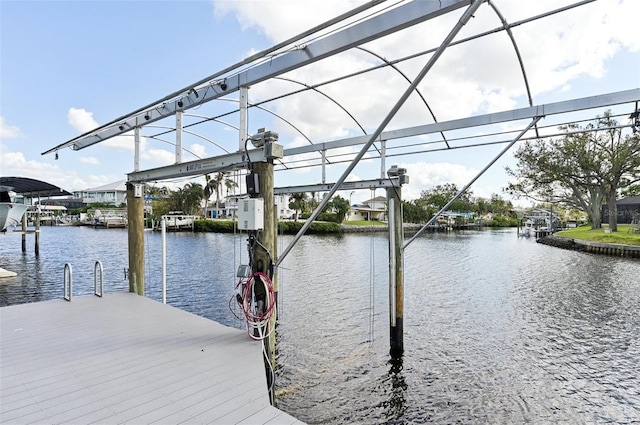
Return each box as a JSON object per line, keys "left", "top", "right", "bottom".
{"left": 1, "top": 0, "right": 639, "bottom": 205}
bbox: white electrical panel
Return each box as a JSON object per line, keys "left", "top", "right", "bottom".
{"left": 238, "top": 198, "right": 264, "bottom": 230}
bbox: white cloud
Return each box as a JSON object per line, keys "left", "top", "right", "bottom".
{"left": 141, "top": 148, "right": 175, "bottom": 166}
{"left": 188, "top": 143, "right": 207, "bottom": 159}
{"left": 0, "top": 116, "right": 23, "bottom": 138}
{"left": 68, "top": 107, "right": 98, "bottom": 133}
{"left": 67, "top": 107, "right": 142, "bottom": 152}
{"left": 399, "top": 162, "right": 478, "bottom": 201}
{"left": 0, "top": 145, "right": 112, "bottom": 192}
{"left": 79, "top": 156, "right": 100, "bottom": 165}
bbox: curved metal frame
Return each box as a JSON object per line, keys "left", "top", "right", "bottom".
{"left": 145, "top": 124, "right": 231, "bottom": 153}
{"left": 94, "top": 260, "right": 104, "bottom": 297}
{"left": 63, "top": 263, "right": 72, "bottom": 301}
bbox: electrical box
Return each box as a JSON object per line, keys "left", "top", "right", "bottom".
{"left": 134, "top": 184, "right": 143, "bottom": 198}
{"left": 265, "top": 142, "right": 284, "bottom": 160}
{"left": 246, "top": 172, "right": 259, "bottom": 195}
{"left": 238, "top": 198, "right": 264, "bottom": 230}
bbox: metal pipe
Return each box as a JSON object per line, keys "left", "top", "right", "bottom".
{"left": 161, "top": 217, "right": 167, "bottom": 304}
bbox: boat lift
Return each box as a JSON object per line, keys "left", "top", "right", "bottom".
{"left": 41, "top": 0, "right": 640, "bottom": 359}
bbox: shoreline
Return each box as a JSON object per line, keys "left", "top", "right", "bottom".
{"left": 537, "top": 235, "right": 640, "bottom": 259}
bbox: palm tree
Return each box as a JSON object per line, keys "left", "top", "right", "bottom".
{"left": 288, "top": 192, "right": 308, "bottom": 221}
{"left": 203, "top": 174, "right": 216, "bottom": 217}
{"left": 172, "top": 182, "right": 203, "bottom": 215}
{"left": 224, "top": 177, "right": 238, "bottom": 197}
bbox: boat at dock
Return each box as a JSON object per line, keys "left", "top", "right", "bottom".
{"left": 85, "top": 208, "right": 127, "bottom": 228}
{"left": 0, "top": 186, "right": 29, "bottom": 232}
{"left": 156, "top": 211, "right": 199, "bottom": 231}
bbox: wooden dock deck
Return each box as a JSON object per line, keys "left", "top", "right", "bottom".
{"left": 0, "top": 292, "right": 304, "bottom": 424}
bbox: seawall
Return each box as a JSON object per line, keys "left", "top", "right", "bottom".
{"left": 537, "top": 235, "right": 640, "bottom": 259}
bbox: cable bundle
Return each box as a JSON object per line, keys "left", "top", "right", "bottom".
{"left": 236, "top": 271, "right": 275, "bottom": 340}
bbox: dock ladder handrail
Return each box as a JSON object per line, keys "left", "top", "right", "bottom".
{"left": 94, "top": 260, "right": 104, "bottom": 297}
{"left": 63, "top": 263, "right": 73, "bottom": 301}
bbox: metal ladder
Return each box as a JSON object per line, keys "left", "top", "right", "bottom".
{"left": 63, "top": 261, "right": 104, "bottom": 301}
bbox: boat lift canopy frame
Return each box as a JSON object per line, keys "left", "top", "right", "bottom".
{"left": 42, "top": 0, "right": 640, "bottom": 260}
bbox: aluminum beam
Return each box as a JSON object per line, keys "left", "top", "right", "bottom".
{"left": 42, "top": 0, "right": 470, "bottom": 155}
{"left": 122, "top": 89, "right": 638, "bottom": 184}
{"left": 274, "top": 178, "right": 401, "bottom": 195}
{"left": 283, "top": 89, "right": 640, "bottom": 157}
{"left": 127, "top": 149, "right": 259, "bottom": 183}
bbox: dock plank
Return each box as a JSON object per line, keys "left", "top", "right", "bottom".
{"left": 0, "top": 292, "right": 304, "bottom": 424}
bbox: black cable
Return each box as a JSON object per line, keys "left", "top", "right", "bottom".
{"left": 243, "top": 137, "right": 254, "bottom": 171}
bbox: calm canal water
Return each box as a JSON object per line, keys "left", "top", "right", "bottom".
{"left": 1, "top": 226, "right": 639, "bottom": 423}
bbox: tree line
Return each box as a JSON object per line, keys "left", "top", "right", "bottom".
{"left": 506, "top": 111, "right": 640, "bottom": 231}
{"left": 146, "top": 172, "right": 237, "bottom": 220}
{"left": 402, "top": 184, "right": 517, "bottom": 226}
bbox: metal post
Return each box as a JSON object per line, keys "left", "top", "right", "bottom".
{"left": 239, "top": 86, "right": 248, "bottom": 151}
{"left": 134, "top": 126, "right": 141, "bottom": 172}
{"left": 161, "top": 217, "right": 167, "bottom": 304}
{"left": 321, "top": 150, "right": 327, "bottom": 184}
{"left": 176, "top": 110, "right": 183, "bottom": 164}
{"left": 380, "top": 140, "right": 386, "bottom": 179}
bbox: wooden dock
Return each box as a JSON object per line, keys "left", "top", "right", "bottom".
{"left": 0, "top": 292, "right": 303, "bottom": 424}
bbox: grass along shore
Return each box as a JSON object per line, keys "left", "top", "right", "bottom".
{"left": 555, "top": 224, "right": 640, "bottom": 246}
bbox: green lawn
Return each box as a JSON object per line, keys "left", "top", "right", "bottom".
{"left": 556, "top": 224, "right": 640, "bottom": 246}
{"left": 343, "top": 220, "right": 387, "bottom": 226}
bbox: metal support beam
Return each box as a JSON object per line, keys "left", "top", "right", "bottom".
{"left": 127, "top": 149, "right": 259, "bottom": 183}
{"left": 283, "top": 89, "right": 640, "bottom": 157}
{"left": 274, "top": 177, "right": 401, "bottom": 195}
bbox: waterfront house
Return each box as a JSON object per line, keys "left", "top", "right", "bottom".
{"left": 602, "top": 196, "right": 640, "bottom": 224}
{"left": 73, "top": 180, "right": 127, "bottom": 206}
{"left": 346, "top": 196, "right": 387, "bottom": 221}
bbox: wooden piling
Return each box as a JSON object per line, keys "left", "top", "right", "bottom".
{"left": 387, "top": 186, "right": 404, "bottom": 355}
{"left": 126, "top": 183, "right": 145, "bottom": 295}
{"left": 21, "top": 214, "right": 27, "bottom": 253}
{"left": 252, "top": 161, "right": 277, "bottom": 403}
{"left": 35, "top": 206, "right": 40, "bottom": 255}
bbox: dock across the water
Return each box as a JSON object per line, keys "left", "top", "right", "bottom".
{"left": 1, "top": 292, "right": 303, "bottom": 424}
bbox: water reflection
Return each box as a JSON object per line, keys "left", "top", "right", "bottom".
{"left": 382, "top": 354, "right": 408, "bottom": 424}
